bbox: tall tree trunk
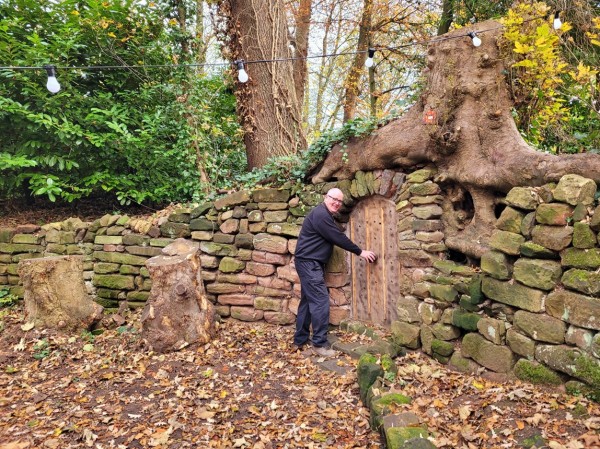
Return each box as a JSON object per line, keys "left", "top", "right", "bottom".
{"left": 292, "top": 0, "right": 312, "bottom": 108}
{"left": 219, "top": 0, "right": 306, "bottom": 169}
{"left": 437, "top": 0, "right": 454, "bottom": 35}
{"left": 311, "top": 21, "right": 600, "bottom": 258}
{"left": 194, "top": 0, "right": 207, "bottom": 69}
{"left": 342, "top": 0, "right": 372, "bottom": 122}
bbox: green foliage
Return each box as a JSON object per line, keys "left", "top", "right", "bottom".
{"left": 0, "top": 288, "right": 18, "bottom": 308}
{"left": 0, "top": 0, "right": 244, "bottom": 206}
{"left": 32, "top": 338, "right": 50, "bottom": 360}
{"left": 501, "top": 2, "right": 600, "bottom": 154}
{"left": 230, "top": 116, "right": 390, "bottom": 188}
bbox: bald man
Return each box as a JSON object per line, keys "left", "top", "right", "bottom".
{"left": 293, "top": 188, "right": 377, "bottom": 357}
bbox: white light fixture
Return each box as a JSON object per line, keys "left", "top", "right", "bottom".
{"left": 365, "top": 48, "right": 376, "bottom": 68}
{"left": 234, "top": 60, "right": 249, "bottom": 83}
{"left": 468, "top": 32, "right": 482, "bottom": 47}
{"left": 44, "top": 65, "right": 61, "bottom": 93}
{"left": 553, "top": 11, "right": 562, "bottom": 30}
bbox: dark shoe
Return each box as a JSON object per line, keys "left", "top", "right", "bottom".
{"left": 291, "top": 342, "right": 308, "bottom": 352}
{"left": 312, "top": 346, "right": 336, "bottom": 357}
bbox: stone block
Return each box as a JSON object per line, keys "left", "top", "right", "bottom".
{"left": 514, "top": 310, "right": 566, "bottom": 344}
{"left": 263, "top": 211, "right": 289, "bottom": 222}
{"left": 395, "top": 296, "right": 421, "bottom": 323}
{"left": 408, "top": 181, "right": 440, "bottom": 196}
{"left": 214, "top": 191, "right": 251, "bottom": 210}
{"left": 519, "top": 242, "right": 558, "bottom": 259}
{"left": 519, "top": 212, "right": 536, "bottom": 239}
{"left": 477, "top": 317, "right": 506, "bottom": 345}
{"left": 489, "top": 230, "right": 525, "bottom": 255}
{"left": 561, "top": 268, "right": 600, "bottom": 295}
{"left": 505, "top": 187, "right": 538, "bottom": 210}
{"left": 266, "top": 222, "right": 301, "bottom": 237}
{"left": 496, "top": 207, "right": 524, "bottom": 234}
{"left": 218, "top": 257, "right": 245, "bottom": 273}
{"left": 253, "top": 188, "right": 290, "bottom": 203}
{"left": 461, "top": 332, "right": 516, "bottom": 373}
{"left": 480, "top": 250, "right": 512, "bottom": 280}
{"left": 452, "top": 309, "right": 480, "bottom": 331}
{"left": 565, "top": 325, "right": 594, "bottom": 351}
{"left": 429, "top": 284, "right": 458, "bottom": 302}
{"left": 506, "top": 328, "right": 535, "bottom": 359}
{"left": 253, "top": 233, "right": 289, "bottom": 254}
{"left": 560, "top": 247, "right": 600, "bottom": 269}
{"left": 535, "top": 203, "right": 574, "bottom": 225}
{"left": 220, "top": 218, "right": 239, "bottom": 234}
{"left": 390, "top": 321, "right": 421, "bottom": 349}
{"left": 93, "top": 274, "right": 135, "bottom": 290}
{"left": 513, "top": 258, "right": 562, "bottom": 290}
{"left": 553, "top": 174, "right": 596, "bottom": 206}
{"left": 206, "top": 283, "right": 246, "bottom": 294}
{"left": 482, "top": 277, "right": 545, "bottom": 312}
{"left": 246, "top": 262, "right": 276, "bottom": 276}
{"left": 93, "top": 251, "right": 149, "bottom": 266}
{"left": 217, "top": 294, "right": 254, "bottom": 305}
{"left": 513, "top": 359, "right": 563, "bottom": 385}
{"left": 230, "top": 306, "right": 264, "bottom": 322}
{"left": 546, "top": 290, "right": 600, "bottom": 330}
{"left": 531, "top": 225, "right": 573, "bottom": 251}
{"left": 199, "top": 242, "right": 238, "bottom": 257}
{"left": 264, "top": 311, "right": 295, "bottom": 325}
{"left": 190, "top": 218, "right": 217, "bottom": 231}
{"left": 535, "top": 344, "right": 600, "bottom": 388}
{"left": 573, "top": 222, "right": 596, "bottom": 249}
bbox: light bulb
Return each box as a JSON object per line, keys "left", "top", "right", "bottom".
{"left": 468, "top": 32, "right": 482, "bottom": 47}
{"left": 365, "top": 48, "right": 376, "bottom": 68}
{"left": 235, "top": 60, "right": 249, "bottom": 83}
{"left": 553, "top": 11, "right": 562, "bottom": 30}
{"left": 44, "top": 65, "right": 61, "bottom": 93}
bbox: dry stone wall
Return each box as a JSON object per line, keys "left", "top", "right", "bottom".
{"left": 1, "top": 169, "right": 599, "bottom": 395}
{"left": 390, "top": 173, "right": 600, "bottom": 397}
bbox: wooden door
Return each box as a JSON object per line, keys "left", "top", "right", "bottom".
{"left": 348, "top": 195, "right": 400, "bottom": 326}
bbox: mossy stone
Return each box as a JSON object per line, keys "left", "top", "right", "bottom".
{"left": 513, "top": 359, "right": 563, "bottom": 385}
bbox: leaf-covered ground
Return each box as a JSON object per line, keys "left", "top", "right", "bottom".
{"left": 0, "top": 305, "right": 599, "bottom": 449}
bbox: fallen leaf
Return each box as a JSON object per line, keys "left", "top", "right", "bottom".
{"left": 0, "top": 442, "right": 30, "bottom": 449}
{"left": 20, "top": 322, "right": 34, "bottom": 331}
{"left": 459, "top": 405, "right": 472, "bottom": 421}
{"left": 13, "top": 338, "right": 25, "bottom": 351}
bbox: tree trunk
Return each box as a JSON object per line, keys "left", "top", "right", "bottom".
{"left": 18, "top": 255, "right": 103, "bottom": 331}
{"left": 220, "top": 0, "right": 306, "bottom": 168}
{"left": 141, "top": 239, "right": 216, "bottom": 353}
{"left": 292, "top": 0, "right": 312, "bottom": 108}
{"left": 342, "top": 0, "right": 372, "bottom": 122}
{"left": 437, "top": 0, "right": 454, "bottom": 35}
{"left": 311, "top": 21, "right": 600, "bottom": 258}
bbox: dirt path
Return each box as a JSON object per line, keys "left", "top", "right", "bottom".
{"left": 0, "top": 306, "right": 598, "bottom": 449}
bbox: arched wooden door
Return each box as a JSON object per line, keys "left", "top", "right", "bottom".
{"left": 348, "top": 195, "right": 400, "bottom": 326}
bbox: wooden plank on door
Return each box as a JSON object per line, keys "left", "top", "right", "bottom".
{"left": 348, "top": 195, "right": 400, "bottom": 326}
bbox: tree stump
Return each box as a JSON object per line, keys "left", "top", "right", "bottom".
{"left": 18, "top": 255, "right": 103, "bottom": 331}
{"left": 141, "top": 238, "right": 216, "bottom": 353}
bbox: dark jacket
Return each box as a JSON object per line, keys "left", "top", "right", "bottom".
{"left": 294, "top": 203, "right": 361, "bottom": 264}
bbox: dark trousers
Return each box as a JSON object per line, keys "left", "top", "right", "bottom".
{"left": 293, "top": 258, "right": 330, "bottom": 347}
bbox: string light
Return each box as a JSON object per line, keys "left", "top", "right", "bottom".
{"left": 234, "top": 60, "right": 249, "bottom": 83}
{"left": 553, "top": 11, "right": 562, "bottom": 30}
{"left": 0, "top": 11, "right": 564, "bottom": 90}
{"left": 467, "top": 31, "right": 482, "bottom": 47}
{"left": 44, "top": 65, "right": 60, "bottom": 93}
{"left": 365, "top": 48, "right": 376, "bottom": 68}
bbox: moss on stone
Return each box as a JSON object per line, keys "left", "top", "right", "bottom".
{"left": 513, "top": 359, "right": 563, "bottom": 385}
{"left": 385, "top": 427, "right": 430, "bottom": 449}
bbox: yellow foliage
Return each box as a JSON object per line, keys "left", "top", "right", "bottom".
{"left": 500, "top": 1, "right": 571, "bottom": 140}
